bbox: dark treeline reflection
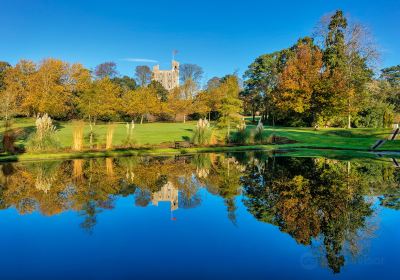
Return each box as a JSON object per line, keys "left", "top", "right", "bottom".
{"left": 0, "top": 153, "right": 399, "bottom": 272}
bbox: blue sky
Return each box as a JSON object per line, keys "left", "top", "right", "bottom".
{"left": 1, "top": 0, "right": 399, "bottom": 83}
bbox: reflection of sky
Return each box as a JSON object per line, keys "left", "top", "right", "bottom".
{"left": 0, "top": 188, "right": 399, "bottom": 279}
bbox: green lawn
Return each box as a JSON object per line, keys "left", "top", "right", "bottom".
{"left": 0, "top": 118, "right": 399, "bottom": 154}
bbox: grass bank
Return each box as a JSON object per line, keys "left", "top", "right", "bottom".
{"left": 0, "top": 118, "right": 399, "bottom": 162}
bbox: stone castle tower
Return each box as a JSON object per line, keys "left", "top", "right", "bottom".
{"left": 152, "top": 60, "right": 179, "bottom": 91}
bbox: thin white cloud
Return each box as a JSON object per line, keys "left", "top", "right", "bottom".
{"left": 121, "top": 58, "right": 158, "bottom": 63}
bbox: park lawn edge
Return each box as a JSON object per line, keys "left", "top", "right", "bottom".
{"left": 0, "top": 144, "right": 398, "bottom": 162}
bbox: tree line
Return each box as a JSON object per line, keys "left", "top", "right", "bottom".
{"left": 242, "top": 10, "right": 399, "bottom": 128}
{"left": 0, "top": 58, "right": 242, "bottom": 128}
{"left": 1, "top": 10, "right": 399, "bottom": 130}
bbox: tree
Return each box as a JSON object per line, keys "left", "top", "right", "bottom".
{"left": 111, "top": 76, "right": 137, "bottom": 91}
{"left": 77, "top": 77, "right": 121, "bottom": 147}
{"left": 217, "top": 75, "right": 243, "bottom": 139}
{"left": 0, "top": 61, "right": 11, "bottom": 91}
{"left": 148, "top": 80, "right": 168, "bottom": 101}
{"left": 167, "top": 87, "right": 193, "bottom": 123}
{"left": 78, "top": 77, "right": 121, "bottom": 122}
{"left": 135, "top": 65, "right": 152, "bottom": 87}
{"left": 2, "top": 60, "right": 36, "bottom": 117}
{"left": 244, "top": 50, "right": 289, "bottom": 125}
{"left": 380, "top": 65, "right": 400, "bottom": 113}
{"left": 94, "top": 62, "right": 117, "bottom": 79}
{"left": 195, "top": 80, "right": 225, "bottom": 120}
{"left": 321, "top": 10, "right": 375, "bottom": 128}
{"left": 381, "top": 65, "right": 400, "bottom": 87}
{"left": 180, "top": 64, "right": 203, "bottom": 99}
{"left": 206, "top": 76, "right": 221, "bottom": 90}
{"left": 0, "top": 62, "right": 14, "bottom": 122}
{"left": 180, "top": 64, "right": 204, "bottom": 84}
{"left": 122, "top": 87, "right": 159, "bottom": 124}
{"left": 276, "top": 39, "right": 323, "bottom": 125}
{"left": 21, "top": 59, "right": 91, "bottom": 119}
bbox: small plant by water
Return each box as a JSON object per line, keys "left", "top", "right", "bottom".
{"left": 72, "top": 121, "right": 85, "bottom": 151}
{"left": 106, "top": 123, "right": 115, "bottom": 150}
{"left": 27, "top": 114, "right": 60, "bottom": 152}
{"left": 123, "top": 120, "right": 136, "bottom": 147}
{"left": 232, "top": 119, "right": 251, "bottom": 144}
{"left": 192, "top": 118, "right": 211, "bottom": 145}
{"left": 254, "top": 120, "right": 265, "bottom": 144}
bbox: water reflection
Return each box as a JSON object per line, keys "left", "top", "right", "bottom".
{"left": 0, "top": 153, "right": 399, "bottom": 273}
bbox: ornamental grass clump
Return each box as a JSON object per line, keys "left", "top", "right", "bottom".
{"left": 123, "top": 120, "right": 136, "bottom": 148}
{"left": 27, "top": 113, "right": 60, "bottom": 152}
{"left": 106, "top": 123, "right": 115, "bottom": 150}
{"left": 72, "top": 121, "right": 85, "bottom": 151}
{"left": 192, "top": 118, "right": 211, "bottom": 146}
{"left": 254, "top": 119, "right": 265, "bottom": 144}
{"left": 232, "top": 119, "right": 251, "bottom": 144}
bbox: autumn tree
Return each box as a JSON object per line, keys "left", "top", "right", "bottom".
{"left": 0, "top": 61, "right": 11, "bottom": 91}
{"left": 0, "top": 62, "right": 14, "bottom": 122}
{"left": 2, "top": 60, "right": 36, "bottom": 117}
{"left": 167, "top": 87, "right": 193, "bottom": 123}
{"left": 23, "top": 59, "right": 91, "bottom": 119}
{"left": 122, "top": 86, "right": 159, "bottom": 124}
{"left": 217, "top": 75, "right": 243, "bottom": 139}
{"left": 321, "top": 10, "right": 375, "bottom": 128}
{"left": 276, "top": 38, "right": 323, "bottom": 125}
{"left": 195, "top": 79, "right": 225, "bottom": 120}
{"left": 77, "top": 77, "right": 121, "bottom": 146}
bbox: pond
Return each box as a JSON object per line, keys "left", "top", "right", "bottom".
{"left": 0, "top": 152, "right": 399, "bottom": 279}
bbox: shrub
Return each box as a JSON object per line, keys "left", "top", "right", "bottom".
{"left": 192, "top": 118, "right": 211, "bottom": 145}
{"left": 254, "top": 120, "right": 265, "bottom": 144}
{"left": 26, "top": 114, "right": 60, "bottom": 152}
{"left": 232, "top": 119, "right": 251, "bottom": 144}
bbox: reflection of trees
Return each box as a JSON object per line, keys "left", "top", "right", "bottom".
{"left": 0, "top": 156, "right": 206, "bottom": 231}
{"left": 0, "top": 153, "right": 398, "bottom": 255}
{"left": 201, "top": 155, "right": 244, "bottom": 224}
{"left": 241, "top": 156, "right": 390, "bottom": 273}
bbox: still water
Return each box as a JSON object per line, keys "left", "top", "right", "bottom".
{"left": 0, "top": 152, "right": 399, "bottom": 279}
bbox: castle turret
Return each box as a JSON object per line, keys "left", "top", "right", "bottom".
{"left": 151, "top": 60, "right": 179, "bottom": 91}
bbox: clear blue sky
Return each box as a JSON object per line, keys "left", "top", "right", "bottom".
{"left": 1, "top": 0, "right": 399, "bottom": 83}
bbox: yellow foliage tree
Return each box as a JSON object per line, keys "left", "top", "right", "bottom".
{"left": 276, "top": 43, "right": 323, "bottom": 114}
{"left": 123, "top": 86, "right": 160, "bottom": 124}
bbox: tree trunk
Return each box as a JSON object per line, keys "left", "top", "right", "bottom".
{"left": 183, "top": 114, "right": 186, "bottom": 123}
{"left": 208, "top": 111, "right": 211, "bottom": 122}
{"left": 347, "top": 113, "right": 351, "bottom": 129}
{"left": 227, "top": 121, "right": 231, "bottom": 142}
{"left": 140, "top": 115, "right": 144, "bottom": 124}
{"left": 89, "top": 116, "right": 94, "bottom": 149}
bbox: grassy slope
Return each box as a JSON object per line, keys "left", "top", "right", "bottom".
{"left": 0, "top": 119, "right": 399, "bottom": 157}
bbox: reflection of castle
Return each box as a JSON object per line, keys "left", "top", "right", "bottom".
{"left": 152, "top": 60, "right": 179, "bottom": 91}
{"left": 151, "top": 182, "right": 179, "bottom": 211}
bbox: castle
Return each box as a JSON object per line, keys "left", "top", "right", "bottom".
{"left": 151, "top": 182, "right": 179, "bottom": 211}
{"left": 152, "top": 60, "right": 179, "bottom": 91}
